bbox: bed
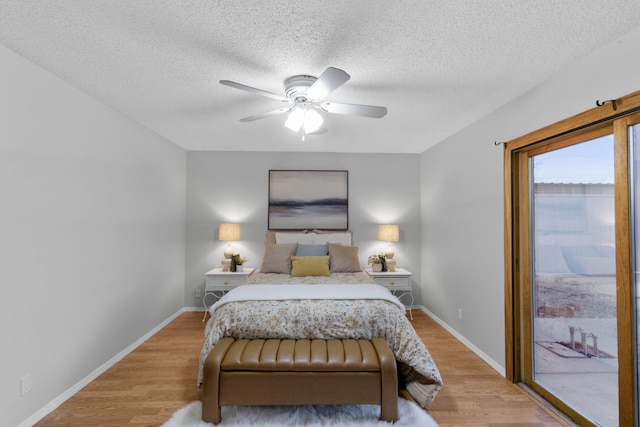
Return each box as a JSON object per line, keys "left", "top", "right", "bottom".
{"left": 198, "top": 230, "right": 443, "bottom": 408}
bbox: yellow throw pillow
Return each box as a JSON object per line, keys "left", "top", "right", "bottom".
{"left": 290, "top": 256, "right": 330, "bottom": 277}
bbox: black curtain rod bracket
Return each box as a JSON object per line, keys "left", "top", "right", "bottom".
{"left": 596, "top": 99, "right": 617, "bottom": 111}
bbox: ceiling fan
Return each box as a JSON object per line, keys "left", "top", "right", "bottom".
{"left": 220, "top": 67, "right": 387, "bottom": 139}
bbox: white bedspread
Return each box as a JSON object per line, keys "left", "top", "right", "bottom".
{"left": 210, "top": 284, "right": 406, "bottom": 313}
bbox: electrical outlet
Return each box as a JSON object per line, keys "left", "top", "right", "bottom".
{"left": 21, "top": 374, "right": 31, "bottom": 395}
{"left": 457, "top": 308, "right": 463, "bottom": 321}
{"left": 195, "top": 288, "right": 201, "bottom": 298}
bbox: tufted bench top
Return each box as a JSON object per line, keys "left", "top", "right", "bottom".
{"left": 220, "top": 338, "right": 383, "bottom": 372}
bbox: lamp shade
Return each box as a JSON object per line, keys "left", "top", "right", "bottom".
{"left": 378, "top": 224, "right": 399, "bottom": 242}
{"left": 218, "top": 223, "right": 240, "bottom": 241}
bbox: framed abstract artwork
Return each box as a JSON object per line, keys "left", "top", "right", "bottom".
{"left": 268, "top": 170, "right": 348, "bottom": 230}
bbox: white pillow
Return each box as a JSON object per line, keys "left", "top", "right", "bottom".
{"left": 275, "top": 232, "right": 315, "bottom": 245}
{"left": 312, "top": 232, "right": 352, "bottom": 246}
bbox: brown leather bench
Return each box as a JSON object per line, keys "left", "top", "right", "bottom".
{"left": 202, "top": 337, "right": 398, "bottom": 424}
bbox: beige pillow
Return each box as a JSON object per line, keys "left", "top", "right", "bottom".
{"left": 328, "top": 243, "right": 361, "bottom": 273}
{"left": 290, "top": 256, "right": 330, "bottom": 277}
{"left": 260, "top": 243, "right": 298, "bottom": 274}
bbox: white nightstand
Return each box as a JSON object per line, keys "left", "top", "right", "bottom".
{"left": 366, "top": 268, "right": 414, "bottom": 319}
{"left": 202, "top": 267, "right": 255, "bottom": 321}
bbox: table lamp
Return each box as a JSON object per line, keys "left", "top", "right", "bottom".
{"left": 378, "top": 224, "right": 399, "bottom": 272}
{"left": 219, "top": 223, "right": 240, "bottom": 271}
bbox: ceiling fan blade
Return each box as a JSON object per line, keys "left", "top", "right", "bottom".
{"left": 321, "top": 102, "right": 387, "bottom": 118}
{"left": 220, "top": 80, "right": 288, "bottom": 102}
{"left": 239, "top": 107, "right": 291, "bottom": 122}
{"left": 304, "top": 67, "right": 350, "bottom": 101}
{"left": 308, "top": 124, "right": 328, "bottom": 135}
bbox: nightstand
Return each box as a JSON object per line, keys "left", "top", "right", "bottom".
{"left": 366, "top": 268, "right": 414, "bottom": 319}
{"left": 202, "top": 267, "right": 255, "bottom": 321}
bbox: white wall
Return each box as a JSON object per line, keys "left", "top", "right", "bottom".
{"left": 185, "top": 152, "right": 421, "bottom": 307}
{"left": 0, "top": 45, "right": 187, "bottom": 427}
{"left": 420, "top": 26, "right": 640, "bottom": 369}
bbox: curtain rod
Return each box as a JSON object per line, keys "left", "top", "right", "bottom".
{"left": 495, "top": 99, "right": 640, "bottom": 148}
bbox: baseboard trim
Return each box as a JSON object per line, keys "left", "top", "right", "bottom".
{"left": 184, "top": 306, "right": 206, "bottom": 312}
{"left": 17, "top": 307, "right": 187, "bottom": 427}
{"left": 419, "top": 306, "right": 506, "bottom": 377}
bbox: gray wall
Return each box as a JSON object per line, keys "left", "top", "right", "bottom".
{"left": 186, "top": 152, "right": 422, "bottom": 307}
{"left": 419, "top": 26, "right": 640, "bottom": 369}
{"left": 420, "top": 127, "right": 505, "bottom": 367}
{"left": 0, "top": 45, "right": 187, "bottom": 427}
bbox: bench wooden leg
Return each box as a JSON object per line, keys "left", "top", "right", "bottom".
{"left": 372, "top": 337, "right": 399, "bottom": 422}
{"left": 380, "top": 401, "right": 398, "bottom": 422}
{"left": 202, "top": 404, "right": 221, "bottom": 425}
{"left": 202, "top": 338, "right": 235, "bottom": 424}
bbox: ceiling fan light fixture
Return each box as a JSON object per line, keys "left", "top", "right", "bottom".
{"left": 284, "top": 107, "right": 304, "bottom": 132}
{"left": 302, "top": 108, "right": 323, "bottom": 133}
{"left": 284, "top": 105, "right": 323, "bottom": 134}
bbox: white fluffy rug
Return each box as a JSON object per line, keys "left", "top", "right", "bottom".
{"left": 162, "top": 398, "right": 438, "bottom": 426}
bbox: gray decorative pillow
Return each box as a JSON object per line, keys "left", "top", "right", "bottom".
{"left": 260, "top": 243, "right": 298, "bottom": 274}
{"left": 328, "top": 243, "right": 361, "bottom": 273}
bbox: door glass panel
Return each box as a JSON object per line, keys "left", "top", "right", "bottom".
{"left": 530, "top": 135, "right": 618, "bottom": 426}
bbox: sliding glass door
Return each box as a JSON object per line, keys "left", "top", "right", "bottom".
{"left": 526, "top": 131, "right": 618, "bottom": 426}
{"left": 506, "top": 93, "right": 640, "bottom": 426}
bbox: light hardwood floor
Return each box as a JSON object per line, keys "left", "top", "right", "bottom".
{"left": 34, "top": 310, "right": 566, "bottom": 426}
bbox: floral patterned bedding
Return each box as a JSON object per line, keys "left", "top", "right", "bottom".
{"left": 198, "top": 282, "right": 443, "bottom": 408}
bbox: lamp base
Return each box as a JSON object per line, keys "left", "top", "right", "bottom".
{"left": 385, "top": 257, "right": 396, "bottom": 272}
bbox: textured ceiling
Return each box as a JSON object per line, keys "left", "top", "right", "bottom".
{"left": 1, "top": 1, "right": 640, "bottom": 153}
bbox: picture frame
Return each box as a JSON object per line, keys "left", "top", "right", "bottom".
{"left": 268, "top": 170, "right": 348, "bottom": 230}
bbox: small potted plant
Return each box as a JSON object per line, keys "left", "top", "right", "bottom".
{"left": 232, "top": 254, "right": 247, "bottom": 272}
{"left": 368, "top": 253, "right": 385, "bottom": 272}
